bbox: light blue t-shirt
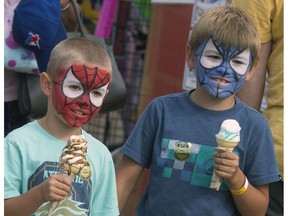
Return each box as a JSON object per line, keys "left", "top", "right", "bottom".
{"left": 121, "top": 90, "right": 280, "bottom": 216}
{"left": 5, "top": 121, "right": 119, "bottom": 216}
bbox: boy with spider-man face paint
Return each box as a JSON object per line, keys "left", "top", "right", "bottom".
{"left": 116, "top": 6, "right": 280, "bottom": 216}
{"left": 52, "top": 64, "right": 110, "bottom": 127}
{"left": 4, "top": 38, "right": 119, "bottom": 215}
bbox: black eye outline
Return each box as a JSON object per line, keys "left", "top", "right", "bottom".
{"left": 90, "top": 89, "right": 104, "bottom": 98}
{"left": 206, "top": 54, "right": 222, "bottom": 61}
{"left": 200, "top": 52, "right": 224, "bottom": 69}
{"left": 68, "top": 84, "right": 83, "bottom": 92}
{"left": 231, "top": 59, "right": 246, "bottom": 66}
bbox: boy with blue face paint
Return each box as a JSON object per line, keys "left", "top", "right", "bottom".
{"left": 116, "top": 6, "right": 280, "bottom": 216}
{"left": 193, "top": 38, "right": 253, "bottom": 98}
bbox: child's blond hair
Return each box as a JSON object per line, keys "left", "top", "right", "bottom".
{"left": 47, "top": 37, "right": 112, "bottom": 79}
{"left": 188, "top": 6, "right": 260, "bottom": 65}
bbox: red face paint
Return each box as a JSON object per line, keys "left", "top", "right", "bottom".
{"left": 52, "top": 64, "right": 111, "bottom": 127}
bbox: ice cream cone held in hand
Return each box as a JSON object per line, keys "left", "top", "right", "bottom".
{"left": 48, "top": 135, "right": 92, "bottom": 216}
{"left": 215, "top": 119, "right": 240, "bottom": 150}
{"left": 210, "top": 119, "right": 241, "bottom": 191}
{"left": 59, "top": 135, "right": 91, "bottom": 180}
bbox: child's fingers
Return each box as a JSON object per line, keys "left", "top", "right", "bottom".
{"left": 214, "top": 150, "right": 239, "bottom": 160}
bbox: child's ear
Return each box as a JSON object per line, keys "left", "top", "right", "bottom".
{"left": 186, "top": 44, "right": 195, "bottom": 69}
{"left": 40, "top": 72, "right": 53, "bottom": 96}
{"left": 245, "top": 62, "right": 258, "bottom": 80}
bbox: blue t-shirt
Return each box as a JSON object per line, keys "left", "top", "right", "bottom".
{"left": 121, "top": 91, "right": 280, "bottom": 216}
{"left": 5, "top": 121, "right": 119, "bottom": 216}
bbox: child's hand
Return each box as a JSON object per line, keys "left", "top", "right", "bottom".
{"left": 40, "top": 174, "right": 72, "bottom": 202}
{"left": 213, "top": 149, "right": 240, "bottom": 183}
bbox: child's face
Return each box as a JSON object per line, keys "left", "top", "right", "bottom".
{"left": 194, "top": 38, "right": 253, "bottom": 98}
{"left": 52, "top": 64, "right": 111, "bottom": 127}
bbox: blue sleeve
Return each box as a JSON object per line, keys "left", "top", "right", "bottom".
{"left": 243, "top": 115, "right": 281, "bottom": 185}
{"left": 121, "top": 99, "right": 159, "bottom": 168}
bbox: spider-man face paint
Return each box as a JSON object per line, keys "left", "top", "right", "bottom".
{"left": 52, "top": 65, "right": 111, "bottom": 127}
{"left": 194, "top": 38, "right": 253, "bottom": 98}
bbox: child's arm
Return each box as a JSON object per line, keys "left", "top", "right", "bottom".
{"left": 4, "top": 174, "right": 72, "bottom": 216}
{"left": 214, "top": 151, "right": 269, "bottom": 215}
{"left": 116, "top": 154, "right": 144, "bottom": 214}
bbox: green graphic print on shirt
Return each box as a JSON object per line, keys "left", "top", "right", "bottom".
{"left": 157, "top": 138, "right": 231, "bottom": 190}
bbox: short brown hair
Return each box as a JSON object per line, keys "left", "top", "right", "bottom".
{"left": 47, "top": 37, "right": 112, "bottom": 79}
{"left": 188, "top": 6, "right": 260, "bottom": 65}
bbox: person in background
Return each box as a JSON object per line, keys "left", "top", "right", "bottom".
{"left": 4, "top": 0, "right": 79, "bottom": 137}
{"left": 231, "top": 1, "right": 283, "bottom": 215}
{"left": 4, "top": 0, "right": 29, "bottom": 137}
{"left": 4, "top": 37, "right": 119, "bottom": 216}
{"left": 116, "top": 6, "right": 280, "bottom": 216}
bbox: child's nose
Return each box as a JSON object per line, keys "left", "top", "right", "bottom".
{"left": 77, "top": 93, "right": 90, "bottom": 107}
{"left": 217, "top": 61, "right": 231, "bottom": 76}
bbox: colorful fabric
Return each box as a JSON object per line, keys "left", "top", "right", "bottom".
{"left": 158, "top": 138, "right": 230, "bottom": 190}
{"left": 12, "top": 0, "right": 67, "bottom": 72}
{"left": 4, "top": 0, "right": 39, "bottom": 74}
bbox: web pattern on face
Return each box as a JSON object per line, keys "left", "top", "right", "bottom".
{"left": 52, "top": 65, "right": 110, "bottom": 127}
{"left": 71, "top": 65, "right": 111, "bottom": 93}
{"left": 194, "top": 38, "right": 252, "bottom": 98}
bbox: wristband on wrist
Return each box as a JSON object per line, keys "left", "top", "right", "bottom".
{"left": 230, "top": 177, "right": 249, "bottom": 196}
{"left": 61, "top": 1, "right": 71, "bottom": 11}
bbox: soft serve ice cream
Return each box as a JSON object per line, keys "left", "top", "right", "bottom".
{"left": 210, "top": 119, "right": 241, "bottom": 191}
{"left": 215, "top": 119, "right": 241, "bottom": 149}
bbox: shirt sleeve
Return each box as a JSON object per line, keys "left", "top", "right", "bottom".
{"left": 4, "top": 138, "right": 23, "bottom": 199}
{"left": 243, "top": 114, "right": 281, "bottom": 185}
{"left": 90, "top": 150, "right": 119, "bottom": 216}
{"left": 121, "top": 100, "right": 159, "bottom": 168}
{"left": 232, "top": 0, "right": 273, "bottom": 43}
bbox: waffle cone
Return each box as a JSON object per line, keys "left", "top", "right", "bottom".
{"left": 215, "top": 135, "right": 239, "bottom": 149}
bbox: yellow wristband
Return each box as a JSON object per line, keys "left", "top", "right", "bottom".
{"left": 230, "top": 177, "right": 249, "bottom": 196}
